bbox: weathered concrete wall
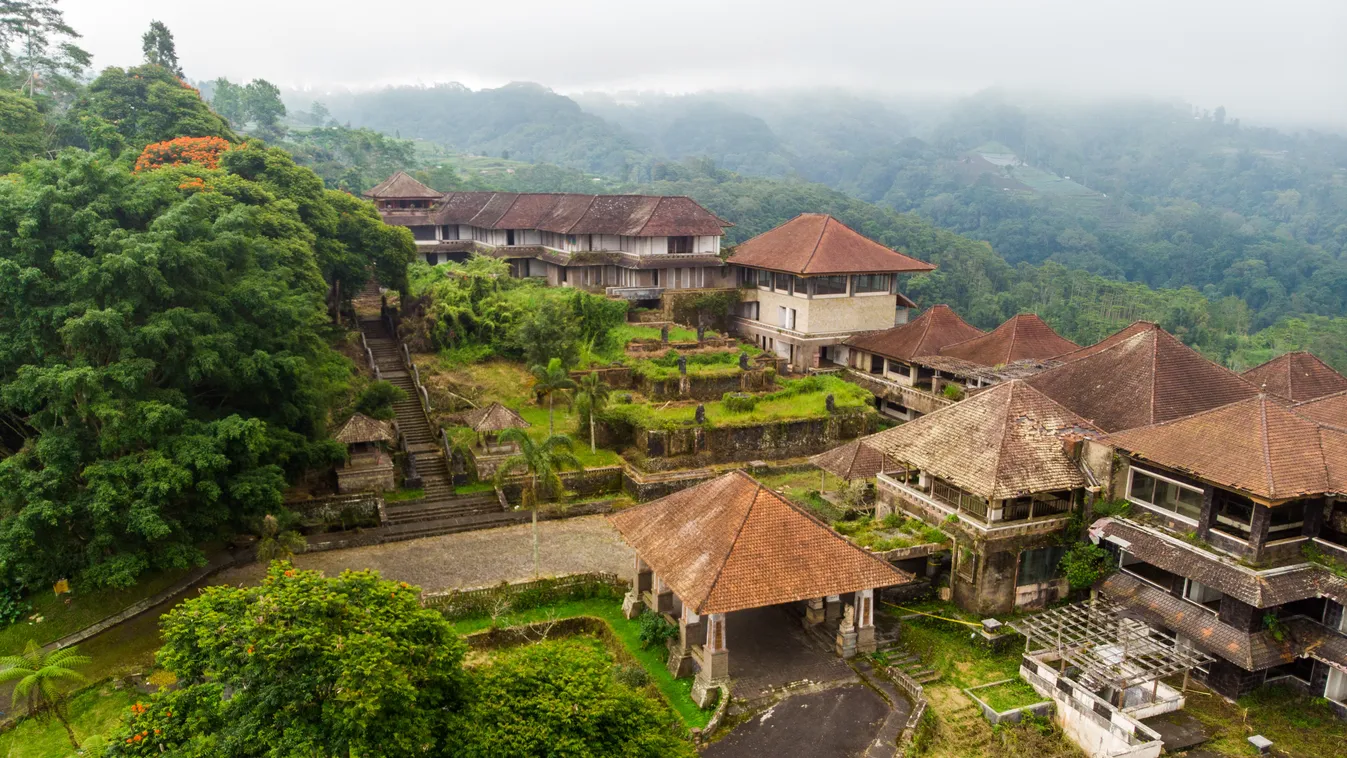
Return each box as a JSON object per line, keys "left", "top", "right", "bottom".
{"left": 499, "top": 466, "right": 624, "bottom": 505}
{"left": 637, "top": 368, "right": 775, "bottom": 401}
{"left": 636, "top": 409, "right": 877, "bottom": 469}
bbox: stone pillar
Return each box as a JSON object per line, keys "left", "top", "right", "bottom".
{"left": 856, "top": 589, "right": 877, "bottom": 654}
{"left": 835, "top": 601, "right": 858, "bottom": 658}
{"left": 655, "top": 574, "right": 675, "bottom": 615}
{"left": 623, "top": 556, "right": 652, "bottom": 619}
{"left": 668, "top": 604, "right": 701, "bottom": 677}
{"left": 1195, "top": 486, "right": 1217, "bottom": 541}
{"left": 804, "top": 597, "right": 826, "bottom": 627}
{"left": 1248, "top": 503, "right": 1272, "bottom": 564}
{"left": 825, "top": 594, "right": 842, "bottom": 625}
{"left": 813, "top": 347, "right": 823, "bottom": 369}
{"left": 693, "top": 612, "right": 729, "bottom": 707}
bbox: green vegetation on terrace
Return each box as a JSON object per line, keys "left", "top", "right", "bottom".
{"left": 969, "top": 678, "right": 1048, "bottom": 713}
{"left": 835, "top": 513, "right": 950, "bottom": 551}
{"left": 629, "top": 349, "right": 751, "bottom": 382}
{"left": 0, "top": 567, "right": 189, "bottom": 655}
{"left": 1181, "top": 682, "right": 1347, "bottom": 757}
{"left": 603, "top": 374, "right": 872, "bottom": 430}
{"left": 0, "top": 685, "right": 141, "bottom": 757}
{"left": 754, "top": 469, "right": 849, "bottom": 521}
{"left": 448, "top": 597, "right": 715, "bottom": 729}
{"left": 878, "top": 600, "right": 1025, "bottom": 691}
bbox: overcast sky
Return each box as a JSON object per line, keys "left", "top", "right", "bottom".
{"left": 64, "top": 0, "right": 1347, "bottom": 127}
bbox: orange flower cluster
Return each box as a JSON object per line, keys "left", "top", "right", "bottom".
{"left": 127, "top": 729, "right": 150, "bottom": 743}
{"left": 134, "top": 136, "right": 232, "bottom": 173}
{"left": 178, "top": 177, "right": 208, "bottom": 192}
{"left": 174, "top": 76, "right": 199, "bottom": 94}
{"left": 130, "top": 702, "right": 147, "bottom": 715}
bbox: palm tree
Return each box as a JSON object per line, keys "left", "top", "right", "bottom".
{"left": 574, "top": 372, "right": 611, "bottom": 455}
{"left": 256, "top": 513, "right": 306, "bottom": 563}
{"left": 494, "top": 429, "right": 583, "bottom": 578}
{"left": 530, "top": 358, "right": 577, "bottom": 435}
{"left": 0, "top": 641, "right": 90, "bottom": 748}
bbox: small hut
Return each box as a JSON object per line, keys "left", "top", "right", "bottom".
{"left": 334, "top": 413, "right": 396, "bottom": 493}
{"left": 810, "top": 438, "right": 887, "bottom": 509}
{"left": 456, "top": 402, "right": 531, "bottom": 454}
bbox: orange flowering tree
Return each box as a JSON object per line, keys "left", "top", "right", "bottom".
{"left": 133, "top": 136, "right": 232, "bottom": 173}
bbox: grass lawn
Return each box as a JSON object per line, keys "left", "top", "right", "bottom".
{"left": 1180, "top": 682, "right": 1347, "bottom": 757}
{"left": 834, "top": 513, "right": 950, "bottom": 551}
{"left": 383, "top": 488, "right": 425, "bottom": 502}
{"left": 448, "top": 597, "right": 714, "bottom": 729}
{"left": 0, "top": 568, "right": 190, "bottom": 656}
{"left": 755, "top": 468, "right": 848, "bottom": 521}
{"left": 454, "top": 481, "right": 496, "bottom": 495}
{"left": 515, "top": 405, "right": 623, "bottom": 467}
{"left": 879, "top": 602, "right": 1024, "bottom": 691}
{"left": 0, "top": 684, "right": 139, "bottom": 757}
{"left": 611, "top": 374, "right": 873, "bottom": 429}
{"left": 969, "top": 678, "right": 1047, "bottom": 712}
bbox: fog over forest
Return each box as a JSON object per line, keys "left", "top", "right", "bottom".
{"left": 62, "top": 0, "right": 1347, "bottom": 130}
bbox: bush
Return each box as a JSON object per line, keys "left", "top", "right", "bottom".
{"left": 942, "top": 383, "right": 966, "bottom": 400}
{"left": 356, "top": 380, "right": 409, "bottom": 420}
{"left": 0, "top": 585, "right": 29, "bottom": 628}
{"left": 722, "top": 392, "right": 758, "bottom": 413}
{"left": 636, "top": 609, "right": 678, "bottom": 650}
{"left": 612, "top": 663, "right": 650, "bottom": 688}
{"left": 1059, "top": 543, "right": 1115, "bottom": 589}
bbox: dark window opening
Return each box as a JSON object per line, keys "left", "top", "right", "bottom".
{"left": 669, "top": 236, "right": 693, "bottom": 254}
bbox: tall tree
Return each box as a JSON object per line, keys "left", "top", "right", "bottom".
{"left": 0, "top": 641, "right": 90, "bottom": 748}
{"left": 208, "top": 76, "right": 247, "bottom": 128}
{"left": 574, "top": 371, "right": 610, "bottom": 454}
{"left": 244, "top": 78, "right": 286, "bottom": 141}
{"left": 0, "top": 88, "right": 44, "bottom": 169}
{"left": 140, "top": 20, "right": 181, "bottom": 76}
{"left": 530, "top": 357, "right": 577, "bottom": 435}
{"left": 0, "top": 0, "right": 90, "bottom": 96}
{"left": 493, "top": 430, "right": 581, "bottom": 578}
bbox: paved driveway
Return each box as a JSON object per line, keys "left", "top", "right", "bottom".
{"left": 703, "top": 684, "right": 890, "bottom": 758}
{"left": 214, "top": 515, "right": 633, "bottom": 592}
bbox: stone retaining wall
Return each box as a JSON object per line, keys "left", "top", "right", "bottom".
{"left": 637, "top": 410, "right": 877, "bottom": 469}
{"left": 498, "top": 466, "right": 624, "bottom": 505}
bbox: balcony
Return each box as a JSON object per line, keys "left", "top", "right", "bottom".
{"left": 877, "top": 473, "right": 1074, "bottom": 536}
{"left": 605, "top": 286, "right": 666, "bottom": 301}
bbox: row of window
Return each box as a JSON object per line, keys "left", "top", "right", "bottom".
{"left": 1127, "top": 468, "right": 1307, "bottom": 541}
{"left": 748, "top": 270, "right": 892, "bottom": 296}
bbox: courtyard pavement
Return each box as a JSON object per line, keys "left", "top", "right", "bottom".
{"left": 703, "top": 684, "right": 890, "bottom": 758}
{"left": 725, "top": 606, "right": 856, "bottom": 701}
{"left": 213, "top": 515, "right": 634, "bottom": 592}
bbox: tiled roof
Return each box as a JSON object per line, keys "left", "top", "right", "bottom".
{"left": 862, "top": 381, "right": 1101, "bottom": 500}
{"left": 1244, "top": 352, "right": 1347, "bottom": 402}
{"left": 1027, "top": 322, "right": 1259, "bottom": 432}
{"left": 811, "top": 439, "right": 888, "bottom": 481}
{"left": 1108, "top": 395, "right": 1347, "bottom": 501}
{"left": 607, "top": 471, "right": 912, "bottom": 614}
{"left": 1092, "top": 518, "right": 1346, "bottom": 608}
{"left": 844, "top": 305, "right": 984, "bottom": 362}
{"left": 456, "top": 402, "right": 530, "bottom": 433}
{"left": 938, "top": 313, "right": 1079, "bottom": 366}
{"left": 414, "top": 190, "right": 728, "bottom": 237}
{"left": 334, "top": 413, "right": 395, "bottom": 444}
{"left": 727, "top": 214, "right": 936, "bottom": 275}
{"left": 363, "top": 171, "right": 442, "bottom": 199}
{"left": 1295, "top": 390, "right": 1347, "bottom": 431}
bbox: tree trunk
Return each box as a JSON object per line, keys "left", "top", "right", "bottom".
{"left": 589, "top": 410, "right": 596, "bottom": 454}
{"left": 531, "top": 474, "right": 540, "bottom": 578}
{"left": 548, "top": 393, "right": 555, "bottom": 435}
{"left": 57, "top": 710, "right": 80, "bottom": 749}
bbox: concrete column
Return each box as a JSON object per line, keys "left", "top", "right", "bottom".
{"left": 835, "top": 599, "right": 858, "bottom": 658}
{"left": 825, "top": 594, "right": 842, "bottom": 624}
{"left": 693, "top": 612, "right": 729, "bottom": 707}
{"left": 804, "top": 597, "right": 826, "bottom": 627}
{"left": 668, "top": 604, "right": 700, "bottom": 677}
{"left": 1195, "top": 486, "right": 1217, "bottom": 541}
{"left": 655, "top": 574, "right": 674, "bottom": 615}
{"left": 1248, "top": 503, "right": 1272, "bottom": 564}
{"left": 623, "top": 556, "right": 652, "bottom": 619}
{"left": 856, "top": 589, "right": 877, "bottom": 654}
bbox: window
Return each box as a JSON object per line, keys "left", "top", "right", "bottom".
{"left": 814, "top": 275, "right": 848, "bottom": 296}
{"left": 1212, "top": 492, "right": 1253, "bottom": 539}
{"left": 756, "top": 269, "right": 772, "bottom": 288}
{"left": 774, "top": 272, "right": 794, "bottom": 293}
{"left": 853, "top": 274, "right": 891, "bottom": 294}
{"left": 410, "top": 225, "right": 436, "bottom": 241}
{"left": 793, "top": 276, "right": 808, "bottom": 295}
{"left": 1268, "top": 500, "right": 1306, "bottom": 539}
{"left": 1016, "top": 546, "right": 1066, "bottom": 587}
{"left": 669, "top": 236, "right": 693, "bottom": 254}
{"left": 1182, "top": 579, "right": 1223, "bottom": 613}
{"left": 1128, "top": 468, "right": 1203, "bottom": 521}
{"left": 652, "top": 270, "right": 659, "bottom": 287}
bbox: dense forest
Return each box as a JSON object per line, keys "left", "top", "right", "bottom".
{"left": 310, "top": 83, "right": 1347, "bottom": 349}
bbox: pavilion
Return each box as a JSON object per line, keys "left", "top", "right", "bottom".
{"left": 333, "top": 413, "right": 396, "bottom": 493}
{"left": 609, "top": 470, "right": 914, "bottom": 705}
{"left": 455, "top": 401, "right": 531, "bottom": 453}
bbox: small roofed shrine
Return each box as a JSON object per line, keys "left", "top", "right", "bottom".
{"left": 609, "top": 471, "right": 914, "bottom": 705}
{"left": 334, "top": 413, "right": 396, "bottom": 493}
{"left": 455, "top": 402, "right": 531, "bottom": 453}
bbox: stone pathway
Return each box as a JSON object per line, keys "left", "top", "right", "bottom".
{"left": 704, "top": 684, "right": 890, "bottom": 758}
{"left": 213, "top": 515, "right": 633, "bottom": 592}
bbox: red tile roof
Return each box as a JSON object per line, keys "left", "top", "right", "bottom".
{"left": 1294, "top": 390, "right": 1347, "bottom": 431}
{"left": 1108, "top": 395, "right": 1347, "bottom": 501}
{"left": 938, "top": 313, "right": 1079, "bottom": 367}
{"left": 810, "top": 439, "right": 888, "bottom": 481}
{"left": 727, "top": 214, "right": 936, "bottom": 275}
{"left": 844, "top": 305, "right": 984, "bottom": 362}
{"left": 1242, "top": 352, "right": 1347, "bottom": 402}
{"left": 363, "top": 171, "right": 442, "bottom": 199}
{"left": 1027, "top": 322, "right": 1259, "bottom": 432}
{"left": 608, "top": 471, "right": 912, "bottom": 614}
{"left": 863, "top": 381, "right": 1102, "bottom": 500}
{"left": 419, "top": 191, "right": 728, "bottom": 237}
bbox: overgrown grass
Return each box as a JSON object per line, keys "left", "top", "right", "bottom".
{"left": 971, "top": 678, "right": 1047, "bottom": 712}
{"left": 383, "top": 488, "right": 425, "bottom": 503}
{"left": 755, "top": 469, "right": 848, "bottom": 521}
{"left": 883, "top": 602, "right": 1023, "bottom": 691}
{"left": 455, "top": 481, "right": 497, "bottom": 495}
{"left": 0, "top": 684, "right": 140, "bottom": 757}
{"left": 1180, "top": 682, "right": 1347, "bottom": 757}
{"left": 515, "top": 406, "right": 623, "bottom": 467}
{"left": 447, "top": 597, "right": 714, "bottom": 728}
{"left": 0, "top": 568, "right": 190, "bottom": 655}
{"left": 606, "top": 374, "right": 873, "bottom": 430}
{"left": 835, "top": 513, "right": 950, "bottom": 551}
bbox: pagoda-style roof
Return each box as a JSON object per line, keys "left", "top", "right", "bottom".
{"left": 1027, "top": 322, "right": 1259, "bottom": 432}
{"left": 938, "top": 313, "right": 1079, "bottom": 366}
{"left": 1294, "top": 389, "right": 1347, "bottom": 430}
{"left": 844, "top": 305, "right": 984, "bottom": 362}
{"left": 864, "top": 381, "right": 1101, "bottom": 500}
{"left": 334, "top": 413, "right": 395, "bottom": 444}
{"left": 456, "top": 402, "right": 531, "bottom": 433}
{"left": 1242, "top": 351, "right": 1347, "bottom": 402}
{"left": 1108, "top": 394, "right": 1347, "bottom": 503}
{"left": 608, "top": 471, "right": 911, "bottom": 615}
{"left": 363, "top": 171, "right": 442, "bottom": 199}
{"left": 413, "top": 191, "right": 729, "bottom": 237}
{"left": 727, "top": 214, "right": 936, "bottom": 276}
{"left": 811, "top": 438, "right": 887, "bottom": 481}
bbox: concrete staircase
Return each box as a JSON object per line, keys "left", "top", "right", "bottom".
{"left": 358, "top": 316, "right": 510, "bottom": 538}
{"left": 887, "top": 652, "right": 940, "bottom": 685}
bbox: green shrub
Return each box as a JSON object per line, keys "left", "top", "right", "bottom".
{"left": 942, "top": 383, "right": 965, "bottom": 400}
{"left": 612, "top": 663, "right": 650, "bottom": 688}
{"left": 0, "top": 585, "right": 29, "bottom": 628}
{"left": 1059, "top": 543, "right": 1114, "bottom": 589}
{"left": 1092, "top": 498, "right": 1132, "bottom": 519}
{"left": 722, "top": 392, "right": 758, "bottom": 413}
{"left": 636, "top": 609, "right": 678, "bottom": 650}
{"left": 355, "top": 380, "right": 409, "bottom": 420}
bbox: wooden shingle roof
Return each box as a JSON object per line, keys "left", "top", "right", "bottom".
{"left": 938, "top": 313, "right": 1079, "bottom": 366}
{"left": 1027, "top": 322, "right": 1259, "bottom": 433}
{"left": 363, "top": 171, "right": 442, "bottom": 199}
{"left": 456, "top": 402, "right": 530, "bottom": 433}
{"left": 334, "top": 413, "right": 395, "bottom": 444}
{"left": 844, "top": 305, "right": 984, "bottom": 362}
{"left": 608, "top": 471, "right": 912, "bottom": 614}
{"left": 863, "top": 381, "right": 1102, "bottom": 500}
{"left": 1108, "top": 394, "right": 1347, "bottom": 502}
{"left": 727, "top": 214, "right": 936, "bottom": 275}
{"left": 811, "top": 438, "right": 887, "bottom": 481}
{"left": 1242, "top": 351, "right": 1347, "bottom": 402}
